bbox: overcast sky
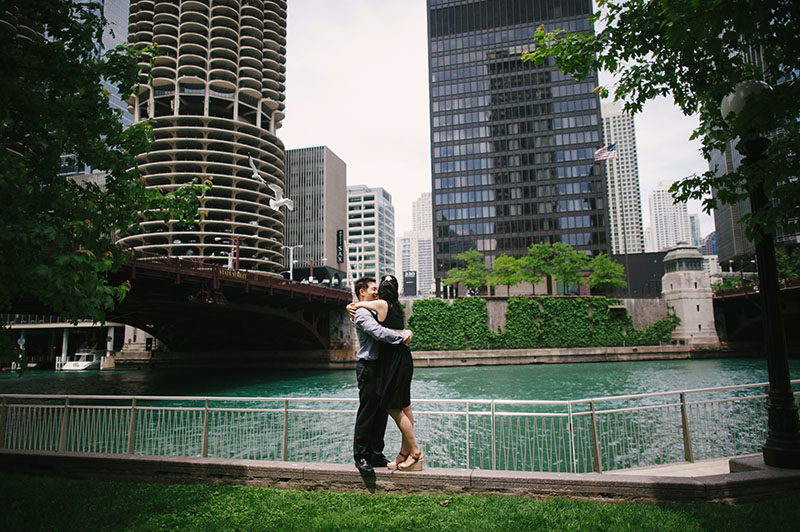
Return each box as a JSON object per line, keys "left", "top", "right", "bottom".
{"left": 278, "top": 0, "right": 714, "bottom": 241}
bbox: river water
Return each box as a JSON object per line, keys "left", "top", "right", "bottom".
{"left": 1, "top": 357, "right": 798, "bottom": 401}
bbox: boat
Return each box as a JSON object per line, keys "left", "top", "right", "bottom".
{"left": 61, "top": 347, "right": 105, "bottom": 371}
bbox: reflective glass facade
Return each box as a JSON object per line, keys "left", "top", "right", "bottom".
{"left": 427, "top": 0, "right": 609, "bottom": 292}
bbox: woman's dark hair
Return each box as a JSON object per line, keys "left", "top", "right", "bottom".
{"left": 378, "top": 275, "right": 399, "bottom": 305}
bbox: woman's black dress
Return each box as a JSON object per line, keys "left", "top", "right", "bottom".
{"left": 378, "top": 303, "right": 414, "bottom": 410}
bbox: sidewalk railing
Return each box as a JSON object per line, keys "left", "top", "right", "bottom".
{"left": 1, "top": 381, "right": 797, "bottom": 473}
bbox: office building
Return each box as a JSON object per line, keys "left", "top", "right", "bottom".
{"left": 600, "top": 101, "right": 644, "bottom": 255}
{"left": 119, "top": 0, "right": 289, "bottom": 273}
{"left": 399, "top": 193, "right": 435, "bottom": 296}
{"left": 347, "top": 185, "right": 396, "bottom": 282}
{"left": 427, "top": 0, "right": 609, "bottom": 295}
{"left": 284, "top": 146, "right": 348, "bottom": 284}
{"left": 710, "top": 140, "right": 800, "bottom": 268}
{"left": 649, "top": 182, "right": 691, "bottom": 251}
{"left": 699, "top": 232, "right": 717, "bottom": 256}
{"left": 413, "top": 191, "right": 433, "bottom": 232}
{"left": 689, "top": 213, "right": 702, "bottom": 247}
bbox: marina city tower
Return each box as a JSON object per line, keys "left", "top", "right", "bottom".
{"left": 119, "top": 0, "right": 288, "bottom": 273}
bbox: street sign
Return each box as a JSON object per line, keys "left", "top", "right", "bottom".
{"left": 17, "top": 337, "right": 25, "bottom": 347}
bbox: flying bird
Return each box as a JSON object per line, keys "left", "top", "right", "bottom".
{"left": 248, "top": 155, "right": 268, "bottom": 185}
{"left": 249, "top": 155, "right": 294, "bottom": 211}
{"left": 268, "top": 183, "right": 294, "bottom": 211}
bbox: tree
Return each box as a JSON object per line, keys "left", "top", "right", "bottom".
{"left": 443, "top": 249, "right": 488, "bottom": 294}
{"left": 776, "top": 247, "right": 800, "bottom": 280}
{"left": 518, "top": 242, "right": 552, "bottom": 291}
{"left": 711, "top": 277, "right": 743, "bottom": 292}
{"left": 523, "top": 0, "right": 799, "bottom": 241}
{"left": 488, "top": 255, "right": 524, "bottom": 295}
{"left": 588, "top": 253, "right": 627, "bottom": 294}
{"left": 0, "top": 2, "right": 208, "bottom": 364}
{"left": 548, "top": 242, "right": 589, "bottom": 292}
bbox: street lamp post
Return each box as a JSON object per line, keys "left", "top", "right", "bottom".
{"left": 281, "top": 244, "right": 303, "bottom": 281}
{"left": 721, "top": 81, "right": 800, "bottom": 468}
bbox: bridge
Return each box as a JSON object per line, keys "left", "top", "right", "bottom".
{"left": 12, "top": 251, "right": 356, "bottom": 357}
{"left": 713, "top": 280, "right": 800, "bottom": 346}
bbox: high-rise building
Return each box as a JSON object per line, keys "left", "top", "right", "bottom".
{"left": 649, "top": 182, "right": 691, "bottom": 251}
{"left": 412, "top": 192, "right": 433, "bottom": 232}
{"left": 710, "top": 140, "right": 800, "bottom": 267}
{"left": 399, "top": 192, "right": 434, "bottom": 297}
{"left": 600, "top": 101, "right": 644, "bottom": 255}
{"left": 427, "top": 0, "right": 609, "bottom": 296}
{"left": 688, "top": 213, "right": 702, "bottom": 247}
{"left": 119, "top": 0, "right": 289, "bottom": 273}
{"left": 347, "top": 185, "right": 395, "bottom": 282}
{"left": 284, "top": 146, "right": 347, "bottom": 283}
{"left": 699, "top": 232, "right": 717, "bottom": 256}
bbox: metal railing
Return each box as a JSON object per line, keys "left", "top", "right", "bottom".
{"left": 1, "top": 380, "right": 797, "bottom": 473}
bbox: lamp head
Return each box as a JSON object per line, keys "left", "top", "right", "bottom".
{"left": 720, "top": 80, "right": 772, "bottom": 129}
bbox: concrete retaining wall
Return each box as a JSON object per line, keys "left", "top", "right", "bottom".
{"left": 2, "top": 450, "right": 797, "bottom": 504}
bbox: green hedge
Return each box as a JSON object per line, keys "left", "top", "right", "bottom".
{"left": 408, "top": 297, "right": 678, "bottom": 351}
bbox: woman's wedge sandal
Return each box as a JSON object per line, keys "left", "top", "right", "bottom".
{"left": 397, "top": 451, "right": 423, "bottom": 471}
{"left": 387, "top": 452, "right": 408, "bottom": 470}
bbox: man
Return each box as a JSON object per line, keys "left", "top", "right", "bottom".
{"left": 349, "top": 277, "right": 412, "bottom": 474}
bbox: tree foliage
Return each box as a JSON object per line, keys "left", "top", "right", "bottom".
{"left": 487, "top": 255, "right": 523, "bottom": 293}
{"left": 443, "top": 249, "right": 488, "bottom": 291}
{"left": 0, "top": 1, "right": 209, "bottom": 363}
{"left": 588, "top": 253, "right": 627, "bottom": 293}
{"left": 523, "top": 0, "right": 800, "bottom": 241}
{"left": 776, "top": 247, "right": 800, "bottom": 280}
{"left": 711, "top": 277, "right": 743, "bottom": 292}
{"left": 518, "top": 242, "right": 552, "bottom": 287}
{"left": 548, "top": 242, "right": 589, "bottom": 288}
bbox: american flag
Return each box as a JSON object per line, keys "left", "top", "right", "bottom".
{"left": 594, "top": 144, "right": 617, "bottom": 161}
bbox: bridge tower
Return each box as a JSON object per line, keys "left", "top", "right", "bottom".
{"left": 120, "top": 0, "right": 289, "bottom": 273}
{"left": 662, "top": 242, "right": 720, "bottom": 345}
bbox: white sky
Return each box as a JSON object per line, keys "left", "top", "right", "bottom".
{"left": 278, "top": 0, "right": 715, "bottom": 242}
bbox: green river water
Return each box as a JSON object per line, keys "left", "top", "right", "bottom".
{"left": 1, "top": 357, "right": 798, "bottom": 400}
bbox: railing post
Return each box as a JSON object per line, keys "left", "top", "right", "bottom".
{"left": 0, "top": 397, "right": 7, "bottom": 449}
{"left": 491, "top": 400, "right": 496, "bottom": 470}
{"left": 58, "top": 397, "right": 70, "bottom": 453}
{"left": 567, "top": 401, "right": 576, "bottom": 473}
{"left": 282, "top": 399, "right": 289, "bottom": 462}
{"left": 590, "top": 401, "right": 602, "bottom": 473}
{"left": 201, "top": 398, "right": 209, "bottom": 458}
{"left": 126, "top": 398, "right": 137, "bottom": 454}
{"left": 465, "top": 402, "right": 470, "bottom": 469}
{"left": 679, "top": 393, "right": 694, "bottom": 463}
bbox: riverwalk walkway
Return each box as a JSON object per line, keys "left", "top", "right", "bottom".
{"left": 2, "top": 450, "right": 798, "bottom": 504}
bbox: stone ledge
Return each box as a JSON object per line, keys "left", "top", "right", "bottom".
{"left": 1, "top": 450, "right": 798, "bottom": 504}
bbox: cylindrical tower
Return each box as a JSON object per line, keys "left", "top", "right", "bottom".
{"left": 119, "top": 0, "right": 288, "bottom": 273}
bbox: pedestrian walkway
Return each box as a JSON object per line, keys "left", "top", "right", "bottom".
{"left": 605, "top": 457, "right": 734, "bottom": 478}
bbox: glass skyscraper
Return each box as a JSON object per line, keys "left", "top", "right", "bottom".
{"left": 427, "top": 0, "right": 609, "bottom": 295}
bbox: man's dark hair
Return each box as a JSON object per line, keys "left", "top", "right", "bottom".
{"left": 354, "top": 277, "right": 375, "bottom": 299}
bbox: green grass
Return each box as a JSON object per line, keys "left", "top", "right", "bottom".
{"left": 1, "top": 473, "right": 798, "bottom": 532}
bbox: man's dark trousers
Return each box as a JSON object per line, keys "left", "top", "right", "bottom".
{"left": 353, "top": 359, "right": 388, "bottom": 462}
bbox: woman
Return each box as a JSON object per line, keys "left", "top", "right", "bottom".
{"left": 351, "top": 275, "right": 423, "bottom": 471}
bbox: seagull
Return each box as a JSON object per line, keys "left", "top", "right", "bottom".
{"left": 268, "top": 183, "right": 294, "bottom": 211}
{"left": 249, "top": 155, "right": 294, "bottom": 211}
{"left": 248, "top": 155, "right": 268, "bottom": 185}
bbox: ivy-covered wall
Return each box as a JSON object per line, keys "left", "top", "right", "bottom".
{"left": 407, "top": 297, "right": 678, "bottom": 351}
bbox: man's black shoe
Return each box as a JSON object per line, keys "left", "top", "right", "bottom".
{"left": 370, "top": 455, "right": 389, "bottom": 468}
{"left": 355, "top": 458, "right": 374, "bottom": 473}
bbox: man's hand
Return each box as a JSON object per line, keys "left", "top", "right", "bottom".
{"left": 402, "top": 330, "right": 413, "bottom": 345}
{"left": 346, "top": 303, "right": 357, "bottom": 323}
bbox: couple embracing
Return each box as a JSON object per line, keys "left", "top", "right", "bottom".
{"left": 349, "top": 275, "right": 423, "bottom": 474}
